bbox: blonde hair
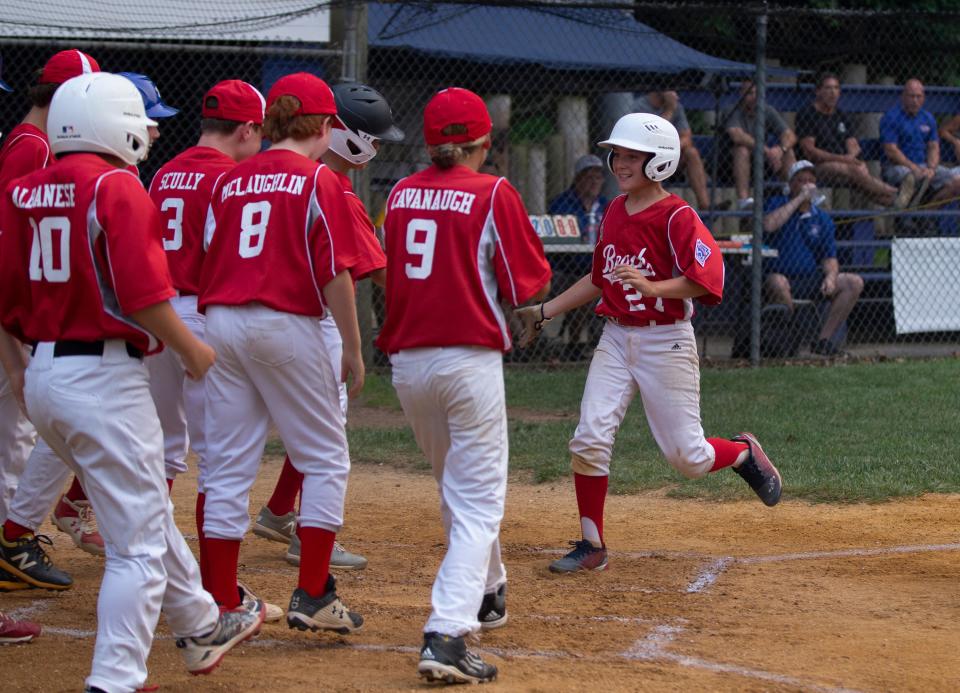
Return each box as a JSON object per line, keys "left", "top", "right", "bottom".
{"left": 263, "top": 95, "right": 332, "bottom": 142}
{"left": 428, "top": 134, "right": 490, "bottom": 169}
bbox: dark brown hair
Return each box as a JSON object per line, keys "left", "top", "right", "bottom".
{"left": 815, "top": 72, "right": 840, "bottom": 90}
{"left": 28, "top": 69, "right": 57, "bottom": 107}
{"left": 262, "top": 95, "right": 330, "bottom": 142}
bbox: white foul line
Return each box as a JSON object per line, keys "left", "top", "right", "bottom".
{"left": 621, "top": 624, "right": 863, "bottom": 693}
{"left": 685, "top": 541, "right": 960, "bottom": 594}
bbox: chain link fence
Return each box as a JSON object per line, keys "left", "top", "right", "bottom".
{"left": 3, "top": 1, "right": 960, "bottom": 368}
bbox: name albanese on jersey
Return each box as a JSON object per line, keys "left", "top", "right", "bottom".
{"left": 12, "top": 182, "right": 76, "bottom": 209}
{"left": 390, "top": 187, "right": 477, "bottom": 215}
{"left": 219, "top": 173, "right": 307, "bottom": 202}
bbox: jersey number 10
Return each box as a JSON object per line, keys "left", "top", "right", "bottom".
{"left": 28, "top": 217, "right": 71, "bottom": 283}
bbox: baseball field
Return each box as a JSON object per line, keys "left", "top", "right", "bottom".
{"left": 2, "top": 358, "right": 959, "bottom": 691}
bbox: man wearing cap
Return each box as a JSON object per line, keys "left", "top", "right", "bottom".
{"left": 547, "top": 153, "right": 608, "bottom": 359}
{"left": 0, "top": 50, "right": 101, "bottom": 590}
{"left": 762, "top": 160, "right": 864, "bottom": 356}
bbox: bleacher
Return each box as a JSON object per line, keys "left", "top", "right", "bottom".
{"left": 679, "top": 81, "right": 960, "bottom": 341}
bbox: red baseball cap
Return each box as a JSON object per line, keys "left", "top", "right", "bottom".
{"left": 266, "top": 73, "right": 342, "bottom": 126}
{"left": 39, "top": 49, "right": 100, "bottom": 85}
{"left": 423, "top": 87, "right": 492, "bottom": 146}
{"left": 203, "top": 80, "right": 266, "bottom": 125}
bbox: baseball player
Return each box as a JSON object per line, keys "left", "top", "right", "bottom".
{"left": 0, "top": 51, "right": 102, "bottom": 587}
{"left": 254, "top": 81, "right": 404, "bottom": 571}
{"left": 2, "top": 69, "right": 181, "bottom": 565}
{"left": 378, "top": 87, "right": 551, "bottom": 684}
{"left": 0, "top": 72, "right": 263, "bottom": 693}
{"left": 0, "top": 52, "right": 42, "bottom": 644}
{"left": 516, "top": 113, "right": 782, "bottom": 574}
{"left": 146, "top": 79, "right": 285, "bottom": 622}
{"left": 198, "top": 72, "right": 364, "bottom": 635}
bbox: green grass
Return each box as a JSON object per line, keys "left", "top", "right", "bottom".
{"left": 340, "top": 360, "right": 960, "bottom": 502}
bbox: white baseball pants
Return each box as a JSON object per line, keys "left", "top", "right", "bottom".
{"left": 318, "top": 314, "right": 348, "bottom": 421}
{"left": 146, "top": 295, "right": 208, "bottom": 484}
{"left": 569, "top": 320, "right": 715, "bottom": 479}
{"left": 4, "top": 435, "right": 68, "bottom": 531}
{"left": 0, "top": 364, "right": 36, "bottom": 523}
{"left": 24, "top": 341, "right": 218, "bottom": 693}
{"left": 391, "top": 347, "right": 508, "bottom": 637}
{"left": 202, "top": 305, "right": 350, "bottom": 540}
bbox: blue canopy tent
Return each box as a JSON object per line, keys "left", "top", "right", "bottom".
{"left": 366, "top": 2, "right": 781, "bottom": 87}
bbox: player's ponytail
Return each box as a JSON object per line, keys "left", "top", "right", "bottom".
{"left": 263, "top": 94, "right": 331, "bottom": 142}
{"left": 428, "top": 133, "right": 490, "bottom": 170}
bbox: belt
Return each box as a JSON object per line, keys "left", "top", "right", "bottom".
{"left": 32, "top": 340, "right": 144, "bottom": 360}
{"left": 175, "top": 290, "right": 197, "bottom": 297}
{"left": 606, "top": 317, "right": 685, "bottom": 328}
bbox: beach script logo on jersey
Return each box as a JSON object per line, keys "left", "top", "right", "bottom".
{"left": 601, "top": 243, "right": 657, "bottom": 312}
{"left": 390, "top": 187, "right": 476, "bottom": 215}
{"left": 11, "top": 183, "right": 76, "bottom": 209}
{"left": 220, "top": 173, "right": 307, "bottom": 202}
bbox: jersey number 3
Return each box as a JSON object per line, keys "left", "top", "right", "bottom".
{"left": 404, "top": 218, "right": 437, "bottom": 279}
{"left": 29, "top": 217, "right": 71, "bottom": 283}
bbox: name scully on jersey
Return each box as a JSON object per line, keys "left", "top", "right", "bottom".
{"left": 389, "top": 187, "right": 477, "bottom": 215}
{"left": 219, "top": 172, "right": 307, "bottom": 202}
{"left": 155, "top": 171, "right": 206, "bottom": 192}
{"left": 11, "top": 183, "right": 76, "bottom": 209}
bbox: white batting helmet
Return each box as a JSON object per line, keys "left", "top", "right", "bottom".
{"left": 598, "top": 113, "right": 681, "bottom": 182}
{"left": 49, "top": 72, "right": 157, "bottom": 166}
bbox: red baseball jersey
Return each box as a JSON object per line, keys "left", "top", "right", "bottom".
{"left": 334, "top": 169, "right": 385, "bottom": 281}
{"left": 0, "top": 124, "right": 53, "bottom": 192}
{"left": 199, "top": 149, "right": 358, "bottom": 317}
{"left": 377, "top": 165, "right": 551, "bottom": 354}
{"left": 0, "top": 154, "right": 175, "bottom": 353}
{"left": 591, "top": 193, "right": 723, "bottom": 325}
{"left": 149, "top": 146, "right": 236, "bottom": 294}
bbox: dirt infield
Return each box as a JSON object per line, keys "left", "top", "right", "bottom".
{"left": 2, "top": 449, "right": 959, "bottom": 691}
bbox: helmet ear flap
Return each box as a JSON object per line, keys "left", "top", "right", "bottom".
{"left": 606, "top": 149, "right": 616, "bottom": 174}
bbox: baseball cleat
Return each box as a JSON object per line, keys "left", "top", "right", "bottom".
{"left": 0, "top": 531, "right": 73, "bottom": 590}
{"left": 285, "top": 535, "right": 368, "bottom": 570}
{"left": 0, "top": 611, "right": 42, "bottom": 644}
{"left": 286, "top": 576, "right": 363, "bottom": 635}
{"left": 477, "top": 583, "right": 507, "bottom": 630}
{"left": 732, "top": 432, "right": 782, "bottom": 506}
{"left": 0, "top": 567, "right": 31, "bottom": 592}
{"left": 418, "top": 632, "right": 497, "bottom": 684}
{"left": 548, "top": 540, "right": 608, "bottom": 573}
{"left": 51, "top": 496, "right": 105, "bottom": 556}
{"left": 176, "top": 598, "right": 264, "bottom": 676}
{"left": 237, "top": 581, "right": 283, "bottom": 623}
{"left": 252, "top": 507, "right": 297, "bottom": 544}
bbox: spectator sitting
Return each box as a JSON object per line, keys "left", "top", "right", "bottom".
{"left": 634, "top": 90, "right": 722, "bottom": 211}
{"left": 797, "top": 72, "right": 913, "bottom": 208}
{"left": 880, "top": 78, "right": 960, "bottom": 205}
{"left": 762, "top": 161, "right": 864, "bottom": 356}
{"left": 723, "top": 77, "right": 797, "bottom": 210}
{"left": 546, "top": 154, "right": 608, "bottom": 359}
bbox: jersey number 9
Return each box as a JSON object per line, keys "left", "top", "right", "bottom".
{"left": 404, "top": 218, "right": 437, "bottom": 279}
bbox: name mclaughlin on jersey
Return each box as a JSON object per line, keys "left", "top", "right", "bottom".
{"left": 12, "top": 183, "right": 76, "bottom": 209}
{"left": 219, "top": 173, "right": 307, "bottom": 202}
{"left": 157, "top": 171, "right": 206, "bottom": 192}
{"left": 390, "top": 187, "right": 477, "bottom": 215}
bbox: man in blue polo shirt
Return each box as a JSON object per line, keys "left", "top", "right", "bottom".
{"left": 763, "top": 161, "right": 864, "bottom": 356}
{"left": 880, "top": 78, "right": 960, "bottom": 204}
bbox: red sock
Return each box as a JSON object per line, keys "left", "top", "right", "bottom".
{"left": 267, "top": 456, "right": 304, "bottom": 516}
{"left": 64, "top": 477, "right": 86, "bottom": 502}
{"left": 297, "top": 526, "right": 335, "bottom": 598}
{"left": 2, "top": 519, "right": 31, "bottom": 541}
{"left": 708, "top": 438, "right": 749, "bottom": 472}
{"left": 166, "top": 478, "right": 174, "bottom": 493}
{"left": 203, "top": 538, "right": 241, "bottom": 608}
{"left": 195, "top": 493, "right": 209, "bottom": 590}
{"left": 574, "top": 473, "right": 608, "bottom": 547}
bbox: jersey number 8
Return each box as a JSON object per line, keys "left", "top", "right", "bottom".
{"left": 239, "top": 201, "right": 271, "bottom": 259}
{"left": 28, "top": 217, "right": 71, "bottom": 283}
